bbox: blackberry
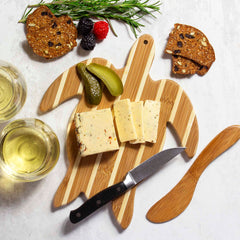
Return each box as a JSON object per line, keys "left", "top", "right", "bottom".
{"left": 80, "top": 33, "right": 96, "bottom": 50}
{"left": 77, "top": 17, "right": 93, "bottom": 36}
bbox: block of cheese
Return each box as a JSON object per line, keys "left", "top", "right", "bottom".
{"left": 74, "top": 108, "right": 119, "bottom": 157}
{"left": 130, "top": 101, "right": 145, "bottom": 144}
{"left": 113, "top": 99, "right": 137, "bottom": 142}
{"left": 143, "top": 100, "right": 161, "bottom": 143}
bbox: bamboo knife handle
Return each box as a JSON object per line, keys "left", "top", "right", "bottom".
{"left": 147, "top": 125, "right": 240, "bottom": 223}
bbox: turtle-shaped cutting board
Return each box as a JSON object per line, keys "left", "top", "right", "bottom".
{"left": 40, "top": 34, "right": 199, "bottom": 229}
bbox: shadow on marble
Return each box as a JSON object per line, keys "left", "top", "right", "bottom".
{"left": 167, "top": 123, "right": 191, "bottom": 163}
{"left": 61, "top": 203, "right": 110, "bottom": 235}
{"left": 0, "top": 122, "right": 42, "bottom": 206}
{"left": 21, "top": 40, "right": 60, "bottom": 63}
{"left": 108, "top": 204, "right": 125, "bottom": 233}
{"left": 0, "top": 171, "right": 41, "bottom": 206}
{"left": 62, "top": 217, "right": 83, "bottom": 235}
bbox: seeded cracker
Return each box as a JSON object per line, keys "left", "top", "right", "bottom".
{"left": 165, "top": 23, "right": 215, "bottom": 71}
{"left": 26, "top": 6, "right": 77, "bottom": 59}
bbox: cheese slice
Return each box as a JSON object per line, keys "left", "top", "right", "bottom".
{"left": 74, "top": 108, "right": 119, "bottom": 157}
{"left": 113, "top": 99, "right": 137, "bottom": 142}
{"left": 130, "top": 101, "right": 145, "bottom": 144}
{"left": 143, "top": 100, "right": 161, "bottom": 143}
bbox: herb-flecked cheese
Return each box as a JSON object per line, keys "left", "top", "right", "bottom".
{"left": 74, "top": 108, "right": 119, "bottom": 157}
{"left": 143, "top": 100, "right": 161, "bottom": 143}
{"left": 130, "top": 101, "right": 145, "bottom": 144}
{"left": 113, "top": 99, "right": 137, "bottom": 142}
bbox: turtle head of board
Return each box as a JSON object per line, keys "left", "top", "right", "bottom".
{"left": 39, "top": 34, "right": 199, "bottom": 229}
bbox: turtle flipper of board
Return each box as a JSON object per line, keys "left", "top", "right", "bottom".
{"left": 39, "top": 65, "right": 82, "bottom": 113}
{"left": 158, "top": 79, "right": 198, "bottom": 158}
{"left": 40, "top": 34, "right": 199, "bottom": 229}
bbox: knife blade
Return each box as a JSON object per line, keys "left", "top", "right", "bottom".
{"left": 69, "top": 147, "right": 185, "bottom": 223}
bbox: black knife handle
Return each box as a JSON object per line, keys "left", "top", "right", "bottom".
{"left": 69, "top": 181, "right": 128, "bottom": 223}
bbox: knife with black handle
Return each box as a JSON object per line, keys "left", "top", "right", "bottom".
{"left": 70, "top": 147, "right": 185, "bottom": 223}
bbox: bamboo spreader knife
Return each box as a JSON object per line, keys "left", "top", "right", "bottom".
{"left": 147, "top": 125, "right": 240, "bottom": 223}
{"left": 69, "top": 147, "right": 185, "bottom": 223}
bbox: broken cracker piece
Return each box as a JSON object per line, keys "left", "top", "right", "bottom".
{"left": 172, "top": 55, "right": 209, "bottom": 76}
{"left": 165, "top": 23, "right": 215, "bottom": 69}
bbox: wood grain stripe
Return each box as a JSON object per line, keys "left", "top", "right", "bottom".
{"left": 62, "top": 151, "right": 81, "bottom": 205}
{"left": 84, "top": 60, "right": 113, "bottom": 197}
{"left": 117, "top": 78, "right": 166, "bottom": 223}
{"left": 116, "top": 41, "right": 157, "bottom": 223}
{"left": 169, "top": 87, "right": 183, "bottom": 123}
{"left": 116, "top": 144, "right": 145, "bottom": 222}
{"left": 117, "top": 79, "right": 172, "bottom": 223}
{"left": 185, "top": 116, "right": 198, "bottom": 157}
{"left": 61, "top": 59, "right": 97, "bottom": 204}
{"left": 117, "top": 191, "right": 131, "bottom": 223}
{"left": 85, "top": 153, "right": 103, "bottom": 197}
{"left": 159, "top": 129, "right": 166, "bottom": 151}
{"left": 63, "top": 105, "right": 97, "bottom": 203}
{"left": 156, "top": 80, "right": 166, "bottom": 151}
{"left": 108, "top": 144, "right": 126, "bottom": 186}
{"left": 182, "top": 109, "right": 195, "bottom": 146}
{"left": 77, "top": 79, "right": 83, "bottom": 95}
{"left": 107, "top": 41, "right": 139, "bottom": 186}
{"left": 155, "top": 79, "right": 166, "bottom": 100}
{"left": 52, "top": 69, "right": 69, "bottom": 109}
{"left": 135, "top": 45, "right": 155, "bottom": 101}
{"left": 121, "top": 39, "right": 138, "bottom": 86}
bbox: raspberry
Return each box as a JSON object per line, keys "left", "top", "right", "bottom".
{"left": 93, "top": 21, "right": 109, "bottom": 40}
{"left": 80, "top": 33, "right": 96, "bottom": 50}
{"left": 77, "top": 17, "right": 93, "bottom": 36}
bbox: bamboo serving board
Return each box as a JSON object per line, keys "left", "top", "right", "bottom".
{"left": 39, "top": 34, "right": 199, "bottom": 229}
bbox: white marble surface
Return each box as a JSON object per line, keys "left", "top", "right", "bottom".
{"left": 0, "top": 0, "right": 240, "bottom": 239}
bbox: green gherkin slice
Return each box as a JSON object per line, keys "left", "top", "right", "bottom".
{"left": 76, "top": 63, "right": 102, "bottom": 105}
{"left": 86, "top": 63, "right": 123, "bottom": 97}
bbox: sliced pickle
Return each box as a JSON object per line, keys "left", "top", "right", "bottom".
{"left": 76, "top": 63, "right": 102, "bottom": 105}
{"left": 86, "top": 63, "right": 123, "bottom": 97}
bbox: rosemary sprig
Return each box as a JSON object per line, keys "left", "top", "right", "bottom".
{"left": 19, "top": 0, "right": 161, "bottom": 37}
